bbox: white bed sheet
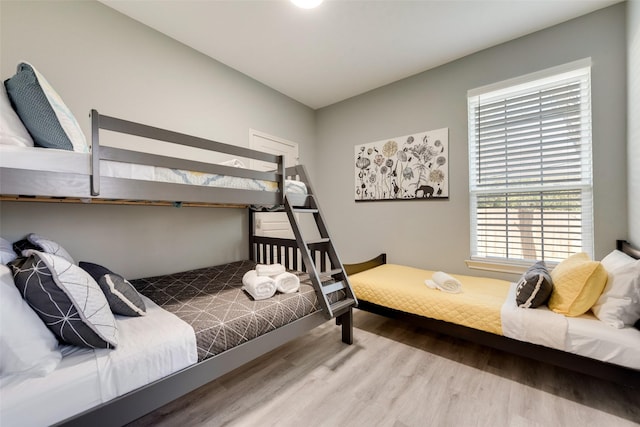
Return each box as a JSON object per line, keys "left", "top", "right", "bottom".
{"left": 0, "top": 296, "right": 197, "bottom": 427}
{"left": 0, "top": 145, "right": 307, "bottom": 194}
{"left": 501, "top": 283, "right": 568, "bottom": 351}
{"left": 565, "top": 312, "right": 640, "bottom": 370}
{"left": 501, "top": 283, "right": 640, "bottom": 370}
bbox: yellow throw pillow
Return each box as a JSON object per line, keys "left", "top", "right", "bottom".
{"left": 548, "top": 252, "right": 608, "bottom": 317}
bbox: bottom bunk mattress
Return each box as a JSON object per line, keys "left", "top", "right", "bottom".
{"left": 1, "top": 260, "right": 343, "bottom": 426}
{"left": 131, "top": 260, "right": 343, "bottom": 361}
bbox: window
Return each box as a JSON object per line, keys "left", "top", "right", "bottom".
{"left": 468, "top": 59, "right": 593, "bottom": 265}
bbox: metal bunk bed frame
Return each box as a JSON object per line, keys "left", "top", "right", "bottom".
{"left": 0, "top": 110, "right": 357, "bottom": 426}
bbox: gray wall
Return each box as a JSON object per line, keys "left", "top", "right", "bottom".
{"left": 316, "top": 4, "right": 628, "bottom": 279}
{"left": 629, "top": 0, "right": 640, "bottom": 245}
{"left": 0, "top": 1, "right": 316, "bottom": 279}
{"left": 0, "top": 1, "right": 632, "bottom": 280}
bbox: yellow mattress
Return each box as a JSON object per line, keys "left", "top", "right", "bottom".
{"left": 350, "top": 264, "right": 511, "bottom": 335}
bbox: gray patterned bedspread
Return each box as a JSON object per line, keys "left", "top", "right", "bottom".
{"left": 131, "top": 260, "right": 343, "bottom": 361}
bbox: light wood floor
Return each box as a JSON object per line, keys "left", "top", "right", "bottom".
{"left": 129, "top": 310, "right": 640, "bottom": 427}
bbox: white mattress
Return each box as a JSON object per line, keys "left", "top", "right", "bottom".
{"left": 0, "top": 145, "right": 307, "bottom": 194}
{"left": 0, "top": 296, "right": 197, "bottom": 427}
{"left": 501, "top": 283, "right": 640, "bottom": 370}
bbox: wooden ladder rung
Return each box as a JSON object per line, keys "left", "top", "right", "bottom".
{"left": 321, "top": 268, "right": 342, "bottom": 277}
{"left": 322, "top": 280, "right": 346, "bottom": 294}
{"left": 330, "top": 298, "right": 356, "bottom": 316}
{"left": 306, "top": 238, "right": 330, "bottom": 245}
{"left": 292, "top": 207, "right": 319, "bottom": 214}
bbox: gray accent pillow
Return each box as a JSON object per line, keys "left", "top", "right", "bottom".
{"left": 80, "top": 261, "right": 146, "bottom": 317}
{"left": 98, "top": 274, "right": 146, "bottom": 317}
{"left": 79, "top": 261, "right": 113, "bottom": 282}
{"left": 4, "top": 63, "right": 73, "bottom": 150}
{"left": 9, "top": 251, "right": 117, "bottom": 349}
{"left": 515, "top": 261, "right": 554, "bottom": 308}
{"left": 4, "top": 62, "right": 87, "bottom": 152}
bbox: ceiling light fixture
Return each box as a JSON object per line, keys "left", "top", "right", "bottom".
{"left": 291, "top": 0, "right": 324, "bottom": 9}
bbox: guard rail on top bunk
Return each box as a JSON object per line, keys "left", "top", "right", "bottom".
{"left": 89, "top": 110, "right": 286, "bottom": 206}
{"left": 1, "top": 110, "right": 310, "bottom": 208}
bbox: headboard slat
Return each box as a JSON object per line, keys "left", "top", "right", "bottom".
{"left": 616, "top": 240, "right": 640, "bottom": 260}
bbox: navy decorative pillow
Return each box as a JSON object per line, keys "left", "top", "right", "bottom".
{"left": 4, "top": 62, "right": 87, "bottom": 152}
{"left": 10, "top": 251, "right": 117, "bottom": 349}
{"left": 515, "top": 261, "right": 554, "bottom": 308}
{"left": 80, "top": 261, "right": 146, "bottom": 317}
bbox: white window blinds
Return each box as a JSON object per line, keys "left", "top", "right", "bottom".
{"left": 468, "top": 61, "right": 593, "bottom": 263}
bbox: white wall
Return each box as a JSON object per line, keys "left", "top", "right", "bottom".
{"left": 629, "top": 0, "right": 640, "bottom": 245}
{"left": 0, "top": 1, "right": 315, "bottom": 279}
{"left": 316, "top": 4, "right": 628, "bottom": 279}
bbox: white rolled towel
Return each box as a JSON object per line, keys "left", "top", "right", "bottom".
{"left": 425, "top": 271, "right": 463, "bottom": 294}
{"left": 255, "top": 263, "right": 286, "bottom": 277}
{"left": 242, "top": 270, "right": 276, "bottom": 300}
{"left": 274, "top": 272, "right": 300, "bottom": 294}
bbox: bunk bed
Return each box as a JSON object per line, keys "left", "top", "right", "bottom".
{"left": 345, "top": 240, "right": 640, "bottom": 388}
{"left": 0, "top": 109, "right": 357, "bottom": 426}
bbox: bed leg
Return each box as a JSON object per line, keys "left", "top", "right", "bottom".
{"left": 337, "top": 308, "right": 353, "bottom": 345}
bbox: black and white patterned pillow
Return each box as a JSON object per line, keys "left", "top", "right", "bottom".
{"left": 80, "top": 261, "right": 146, "bottom": 317}
{"left": 515, "top": 261, "right": 554, "bottom": 308}
{"left": 9, "top": 251, "right": 117, "bottom": 349}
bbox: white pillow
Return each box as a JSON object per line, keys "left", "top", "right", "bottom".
{"left": 27, "top": 233, "right": 75, "bottom": 264}
{"left": 0, "top": 84, "right": 34, "bottom": 147}
{"left": 591, "top": 250, "right": 640, "bottom": 328}
{"left": 0, "top": 265, "right": 61, "bottom": 380}
{"left": 0, "top": 238, "right": 16, "bottom": 264}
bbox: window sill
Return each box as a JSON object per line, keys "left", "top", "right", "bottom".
{"left": 465, "top": 259, "right": 531, "bottom": 276}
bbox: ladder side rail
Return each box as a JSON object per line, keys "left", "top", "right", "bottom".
{"left": 248, "top": 209, "right": 256, "bottom": 263}
{"left": 284, "top": 196, "right": 333, "bottom": 318}
{"left": 304, "top": 192, "right": 358, "bottom": 304}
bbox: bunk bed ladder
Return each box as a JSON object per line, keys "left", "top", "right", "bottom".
{"left": 283, "top": 194, "right": 358, "bottom": 320}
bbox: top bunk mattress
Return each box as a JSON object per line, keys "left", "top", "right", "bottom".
{"left": 0, "top": 145, "right": 307, "bottom": 195}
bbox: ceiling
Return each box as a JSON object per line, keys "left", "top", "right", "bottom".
{"left": 101, "top": 0, "right": 621, "bottom": 109}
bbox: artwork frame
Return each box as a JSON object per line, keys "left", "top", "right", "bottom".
{"left": 354, "top": 128, "right": 449, "bottom": 201}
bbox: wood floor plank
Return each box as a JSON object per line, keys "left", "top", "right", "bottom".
{"left": 129, "top": 310, "right": 640, "bottom": 427}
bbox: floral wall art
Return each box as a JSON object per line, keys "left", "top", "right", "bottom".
{"left": 354, "top": 128, "right": 449, "bottom": 201}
